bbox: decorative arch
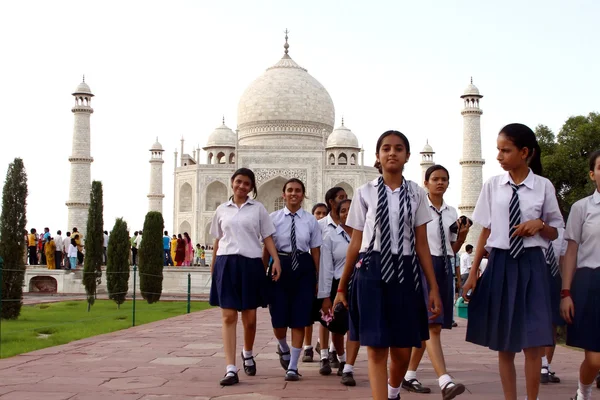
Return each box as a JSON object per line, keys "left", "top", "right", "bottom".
{"left": 350, "top": 154, "right": 357, "bottom": 165}
{"left": 205, "top": 181, "right": 228, "bottom": 211}
{"left": 179, "top": 220, "right": 192, "bottom": 238}
{"left": 334, "top": 181, "right": 354, "bottom": 199}
{"left": 274, "top": 197, "right": 285, "bottom": 211}
{"left": 338, "top": 153, "right": 348, "bottom": 165}
{"left": 204, "top": 223, "right": 213, "bottom": 246}
{"left": 229, "top": 153, "right": 235, "bottom": 164}
{"left": 216, "top": 152, "right": 226, "bottom": 164}
{"left": 328, "top": 153, "right": 336, "bottom": 165}
{"left": 207, "top": 152, "right": 213, "bottom": 164}
{"left": 179, "top": 183, "right": 193, "bottom": 212}
{"left": 257, "top": 176, "right": 288, "bottom": 213}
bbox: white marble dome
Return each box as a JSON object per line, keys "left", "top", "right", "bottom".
{"left": 327, "top": 121, "right": 359, "bottom": 149}
{"left": 421, "top": 141, "right": 434, "bottom": 153}
{"left": 236, "top": 43, "right": 335, "bottom": 146}
{"left": 73, "top": 81, "right": 93, "bottom": 95}
{"left": 150, "top": 138, "right": 163, "bottom": 151}
{"left": 462, "top": 81, "right": 482, "bottom": 97}
{"left": 205, "top": 121, "right": 236, "bottom": 148}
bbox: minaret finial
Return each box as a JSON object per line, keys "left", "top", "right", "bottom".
{"left": 284, "top": 28, "right": 290, "bottom": 56}
{"left": 222, "top": 115, "right": 225, "bottom": 125}
{"left": 82, "top": 74, "right": 85, "bottom": 83}
{"left": 156, "top": 136, "right": 158, "bottom": 142}
{"left": 341, "top": 116, "right": 344, "bottom": 126}
{"left": 470, "top": 76, "right": 473, "bottom": 84}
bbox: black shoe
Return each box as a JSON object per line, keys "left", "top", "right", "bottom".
{"left": 285, "top": 369, "right": 301, "bottom": 382}
{"left": 219, "top": 371, "right": 239, "bottom": 386}
{"left": 541, "top": 368, "right": 549, "bottom": 384}
{"left": 388, "top": 395, "right": 400, "bottom": 400}
{"left": 337, "top": 361, "right": 345, "bottom": 376}
{"left": 302, "top": 347, "right": 314, "bottom": 363}
{"left": 241, "top": 352, "right": 256, "bottom": 376}
{"left": 341, "top": 371, "right": 356, "bottom": 386}
{"left": 319, "top": 358, "right": 332, "bottom": 375}
{"left": 328, "top": 351, "right": 340, "bottom": 368}
{"left": 276, "top": 345, "right": 290, "bottom": 371}
{"left": 548, "top": 371, "right": 560, "bottom": 383}
{"left": 441, "top": 382, "right": 466, "bottom": 400}
{"left": 452, "top": 321, "right": 458, "bottom": 327}
{"left": 402, "top": 378, "right": 432, "bottom": 393}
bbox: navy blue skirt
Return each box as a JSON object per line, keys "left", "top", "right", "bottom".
{"left": 349, "top": 252, "right": 429, "bottom": 348}
{"left": 422, "top": 256, "right": 454, "bottom": 329}
{"left": 209, "top": 255, "right": 268, "bottom": 311}
{"left": 566, "top": 267, "right": 600, "bottom": 352}
{"left": 268, "top": 252, "right": 316, "bottom": 329}
{"left": 466, "top": 247, "right": 553, "bottom": 352}
{"left": 547, "top": 265, "right": 566, "bottom": 327}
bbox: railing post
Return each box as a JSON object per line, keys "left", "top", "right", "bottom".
{"left": 132, "top": 265, "right": 137, "bottom": 327}
{"left": 187, "top": 273, "right": 191, "bottom": 314}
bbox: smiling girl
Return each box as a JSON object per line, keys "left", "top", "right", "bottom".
{"left": 462, "top": 123, "right": 564, "bottom": 400}
{"left": 209, "top": 168, "right": 282, "bottom": 386}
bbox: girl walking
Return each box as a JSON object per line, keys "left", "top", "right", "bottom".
{"left": 209, "top": 168, "right": 282, "bottom": 386}
{"left": 334, "top": 130, "right": 442, "bottom": 400}
{"left": 462, "top": 123, "right": 564, "bottom": 400}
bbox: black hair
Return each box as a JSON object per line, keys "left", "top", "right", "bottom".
{"left": 324, "top": 186, "right": 345, "bottom": 211}
{"left": 374, "top": 130, "right": 411, "bottom": 173}
{"left": 164, "top": 231, "right": 168, "bottom": 235}
{"left": 30, "top": 228, "right": 35, "bottom": 233}
{"left": 177, "top": 233, "right": 182, "bottom": 239}
{"left": 465, "top": 244, "right": 474, "bottom": 252}
{"left": 499, "top": 123, "right": 543, "bottom": 175}
{"left": 589, "top": 150, "right": 600, "bottom": 172}
{"left": 336, "top": 198, "right": 352, "bottom": 216}
{"left": 57, "top": 230, "right": 62, "bottom": 235}
{"left": 184, "top": 232, "right": 190, "bottom": 243}
{"left": 71, "top": 238, "right": 77, "bottom": 246}
{"left": 283, "top": 178, "right": 307, "bottom": 196}
{"left": 311, "top": 202, "right": 328, "bottom": 214}
{"left": 104, "top": 231, "right": 108, "bottom": 235}
{"left": 425, "top": 164, "right": 450, "bottom": 181}
{"left": 231, "top": 168, "right": 258, "bottom": 198}
{"left": 134, "top": 231, "right": 138, "bottom": 235}
{"left": 66, "top": 232, "right": 71, "bottom": 237}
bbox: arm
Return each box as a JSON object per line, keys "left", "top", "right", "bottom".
{"left": 538, "top": 220, "right": 558, "bottom": 241}
{"left": 560, "top": 240, "right": 578, "bottom": 324}
{"left": 333, "top": 230, "right": 363, "bottom": 308}
{"left": 451, "top": 219, "right": 470, "bottom": 254}
{"left": 311, "top": 247, "right": 320, "bottom": 279}
{"left": 415, "top": 224, "right": 438, "bottom": 293}
{"left": 209, "top": 239, "right": 219, "bottom": 273}
{"left": 262, "top": 245, "right": 270, "bottom": 270}
{"left": 263, "top": 236, "right": 282, "bottom": 281}
{"left": 467, "top": 227, "right": 490, "bottom": 282}
{"left": 318, "top": 237, "right": 335, "bottom": 299}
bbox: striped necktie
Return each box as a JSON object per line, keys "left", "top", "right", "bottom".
{"left": 290, "top": 213, "right": 299, "bottom": 270}
{"left": 431, "top": 206, "right": 450, "bottom": 275}
{"left": 509, "top": 183, "right": 524, "bottom": 259}
{"left": 364, "top": 176, "right": 395, "bottom": 283}
{"left": 546, "top": 245, "right": 559, "bottom": 277}
{"left": 404, "top": 183, "right": 420, "bottom": 291}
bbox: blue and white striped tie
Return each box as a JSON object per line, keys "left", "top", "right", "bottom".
{"left": 431, "top": 206, "right": 450, "bottom": 275}
{"left": 290, "top": 213, "right": 299, "bottom": 270}
{"left": 546, "top": 245, "right": 559, "bottom": 277}
{"left": 404, "top": 184, "right": 420, "bottom": 291}
{"left": 509, "top": 183, "right": 524, "bottom": 259}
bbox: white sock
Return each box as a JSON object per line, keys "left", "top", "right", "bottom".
{"left": 338, "top": 352, "right": 346, "bottom": 363}
{"left": 343, "top": 363, "right": 354, "bottom": 373}
{"left": 278, "top": 338, "right": 290, "bottom": 360}
{"left": 289, "top": 346, "right": 301, "bottom": 372}
{"left": 439, "top": 374, "right": 454, "bottom": 389}
{"left": 226, "top": 364, "right": 237, "bottom": 376}
{"left": 541, "top": 355, "right": 549, "bottom": 368}
{"left": 388, "top": 383, "right": 400, "bottom": 399}
{"left": 303, "top": 345, "right": 313, "bottom": 350}
{"left": 320, "top": 349, "right": 329, "bottom": 360}
{"left": 329, "top": 341, "right": 336, "bottom": 352}
{"left": 404, "top": 370, "right": 417, "bottom": 381}
{"left": 578, "top": 380, "right": 593, "bottom": 399}
{"left": 242, "top": 349, "right": 254, "bottom": 366}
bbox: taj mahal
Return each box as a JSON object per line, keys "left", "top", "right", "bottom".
{"left": 66, "top": 33, "right": 485, "bottom": 248}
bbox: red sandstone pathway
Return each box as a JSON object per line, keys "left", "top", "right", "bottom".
{"left": 0, "top": 308, "right": 588, "bottom": 399}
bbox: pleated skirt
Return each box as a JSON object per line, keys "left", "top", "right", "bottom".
{"left": 209, "top": 255, "right": 268, "bottom": 311}
{"left": 422, "top": 255, "right": 454, "bottom": 329}
{"left": 547, "top": 265, "right": 566, "bottom": 327}
{"left": 466, "top": 247, "right": 553, "bottom": 352}
{"left": 566, "top": 267, "right": 600, "bottom": 352}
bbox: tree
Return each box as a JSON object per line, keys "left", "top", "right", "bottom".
{"left": 138, "top": 211, "right": 164, "bottom": 304}
{"left": 535, "top": 113, "right": 600, "bottom": 217}
{"left": 106, "top": 218, "right": 130, "bottom": 308}
{"left": 0, "top": 158, "right": 28, "bottom": 320}
{"left": 83, "top": 181, "right": 104, "bottom": 310}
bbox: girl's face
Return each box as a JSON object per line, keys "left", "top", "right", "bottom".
{"left": 496, "top": 134, "right": 528, "bottom": 171}
{"left": 339, "top": 201, "right": 351, "bottom": 226}
{"left": 329, "top": 190, "right": 348, "bottom": 211}
{"left": 313, "top": 206, "right": 328, "bottom": 220}
{"left": 232, "top": 174, "right": 252, "bottom": 198}
{"left": 425, "top": 169, "right": 449, "bottom": 196}
{"left": 283, "top": 182, "right": 304, "bottom": 207}
{"left": 376, "top": 134, "right": 409, "bottom": 173}
{"left": 590, "top": 156, "right": 600, "bottom": 191}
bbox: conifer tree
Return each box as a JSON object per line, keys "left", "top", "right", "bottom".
{"left": 0, "top": 158, "right": 28, "bottom": 320}
{"left": 138, "top": 211, "right": 163, "bottom": 304}
{"left": 83, "top": 181, "right": 104, "bottom": 310}
{"left": 106, "top": 218, "right": 130, "bottom": 308}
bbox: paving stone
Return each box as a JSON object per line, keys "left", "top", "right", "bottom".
{"left": 150, "top": 357, "right": 202, "bottom": 366}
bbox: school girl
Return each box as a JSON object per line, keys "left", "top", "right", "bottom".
{"left": 402, "top": 164, "right": 470, "bottom": 399}
{"left": 266, "top": 178, "right": 322, "bottom": 381}
{"left": 462, "top": 123, "right": 563, "bottom": 400}
{"left": 208, "top": 168, "right": 282, "bottom": 386}
{"left": 312, "top": 203, "right": 329, "bottom": 221}
{"left": 561, "top": 150, "right": 600, "bottom": 400}
{"left": 334, "top": 130, "right": 442, "bottom": 400}
{"left": 541, "top": 227, "right": 567, "bottom": 384}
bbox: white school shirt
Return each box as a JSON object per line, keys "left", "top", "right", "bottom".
{"left": 426, "top": 197, "right": 458, "bottom": 257}
{"left": 347, "top": 178, "right": 431, "bottom": 255}
{"left": 318, "top": 225, "right": 350, "bottom": 299}
{"left": 460, "top": 252, "right": 472, "bottom": 275}
{"left": 549, "top": 227, "right": 567, "bottom": 261}
{"left": 103, "top": 233, "right": 109, "bottom": 247}
{"left": 564, "top": 190, "right": 600, "bottom": 269}
{"left": 318, "top": 214, "right": 338, "bottom": 238}
{"left": 63, "top": 236, "right": 71, "bottom": 253}
{"left": 472, "top": 170, "right": 564, "bottom": 252}
{"left": 210, "top": 198, "right": 276, "bottom": 259}
{"left": 479, "top": 258, "right": 488, "bottom": 274}
{"left": 270, "top": 207, "right": 322, "bottom": 252}
{"left": 67, "top": 243, "right": 78, "bottom": 257}
{"left": 54, "top": 234, "right": 64, "bottom": 252}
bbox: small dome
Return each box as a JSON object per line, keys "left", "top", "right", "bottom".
{"left": 205, "top": 121, "right": 236, "bottom": 148}
{"left": 326, "top": 121, "right": 359, "bottom": 149}
{"left": 73, "top": 81, "right": 93, "bottom": 96}
{"left": 421, "top": 141, "right": 434, "bottom": 153}
{"left": 150, "top": 138, "right": 163, "bottom": 151}
{"left": 461, "top": 79, "right": 482, "bottom": 98}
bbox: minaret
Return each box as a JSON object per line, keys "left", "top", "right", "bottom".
{"left": 459, "top": 78, "right": 485, "bottom": 248}
{"left": 66, "top": 78, "right": 94, "bottom": 232}
{"left": 420, "top": 140, "right": 435, "bottom": 189}
{"left": 148, "top": 137, "right": 165, "bottom": 214}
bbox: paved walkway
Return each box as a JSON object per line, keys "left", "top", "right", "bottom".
{"left": 0, "top": 308, "right": 588, "bottom": 399}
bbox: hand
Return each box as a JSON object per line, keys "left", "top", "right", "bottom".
{"left": 560, "top": 296, "right": 575, "bottom": 324}
{"left": 333, "top": 291, "right": 347, "bottom": 309}
{"left": 512, "top": 219, "right": 543, "bottom": 238}
{"left": 456, "top": 279, "right": 462, "bottom": 290}
{"left": 457, "top": 218, "right": 471, "bottom": 240}
{"left": 321, "top": 297, "right": 332, "bottom": 315}
{"left": 428, "top": 288, "right": 442, "bottom": 320}
{"left": 271, "top": 260, "right": 282, "bottom": 282}
{"left": 461, "top": 276, "right": 476, "bottom": 301}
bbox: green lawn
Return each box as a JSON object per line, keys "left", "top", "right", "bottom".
{"left": 0, "top": 300, "right": 211, "bottom": 359}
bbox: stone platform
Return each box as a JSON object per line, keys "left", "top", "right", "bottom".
{"left": 0, "top": 308, "right": 589, "bottom": 399}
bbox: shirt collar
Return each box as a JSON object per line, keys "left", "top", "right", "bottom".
{"left": 326, "top": 214, "right": 337, "bottom": 227}
{"left": 226, "top": 197, "right": 254, "bottom": 207}
{"left": 284, "top": 206, "right": 304, "bottom": 217}
{"left": 593, "top": 190, "right": 600, "bottom": 204}
{"left": 426, "top": 195, "right": 448, "bottom": 211}
{"left": 499, "top": 169, "right": 535, "bottom": 190}
{"left": 371, "top": 177, "right": 414, "bottom": 196}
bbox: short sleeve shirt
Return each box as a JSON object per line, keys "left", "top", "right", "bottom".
{"left": 564, "top": 190, "right": 600, "bottom": 269}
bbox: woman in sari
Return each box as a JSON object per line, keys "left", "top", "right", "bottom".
{"left": 45, "top": 237, "right": 56, "bottom": 270}
{"left": 184, "top": 232, "right": 192, "bottom": 266}
{"left": 175, "top": 234, "right": 186, "bottom": 266}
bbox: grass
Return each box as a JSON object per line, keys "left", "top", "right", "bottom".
{"left": 0, "top": 300, "right": 212, "bottom": 359}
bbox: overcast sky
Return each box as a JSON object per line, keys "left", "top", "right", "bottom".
{"left": 1, "top": 0, "right": 598, "bottom": 235}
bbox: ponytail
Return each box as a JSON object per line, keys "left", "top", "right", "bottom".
{"left": 528, "top": 143, "right": 543, "bottom": 176}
